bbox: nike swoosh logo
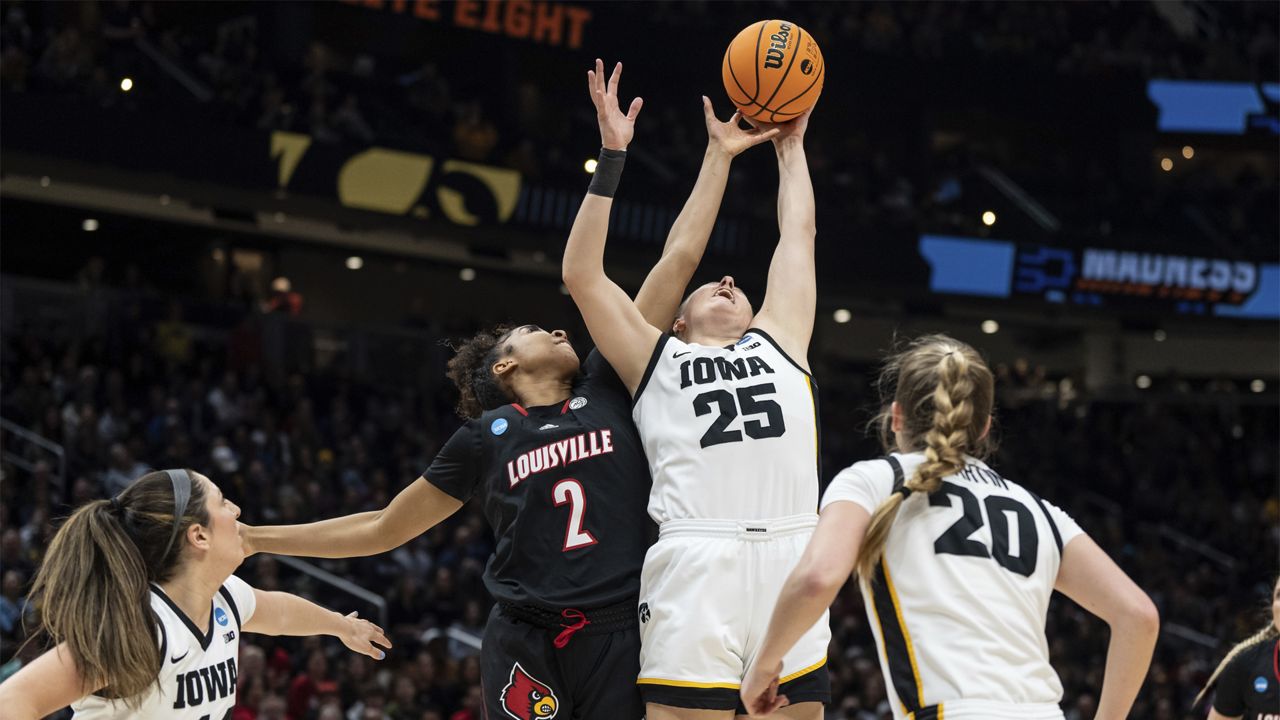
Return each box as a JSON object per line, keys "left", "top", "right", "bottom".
{"left": 171, "top": 651, "right": 189, "bottom": 663}
{"left": 672, "top": 351, "right": 691, "bottom": 358}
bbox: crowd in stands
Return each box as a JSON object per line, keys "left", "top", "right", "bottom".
{"left": 2, "top": 0, "right": 1277, "bottom": 259}
{"left": 0, "top": 262, "right": 1275, "bottom": 719}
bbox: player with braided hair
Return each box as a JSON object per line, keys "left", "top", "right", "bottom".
{"left": 741, "top": 335, "right": 1160, "bottom": 720}
{"left": 1198, "top": 577, "right": 1280, "bottom": 720}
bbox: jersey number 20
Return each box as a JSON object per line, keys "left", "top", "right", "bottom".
{"left": 692, "top": 383, "right": 787, "bottom": 448}
{"left": 930, "top": 481, "right": 1039, "bottom": 576}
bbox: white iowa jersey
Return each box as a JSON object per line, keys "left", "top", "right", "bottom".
{"left": 632, "top": 328, "right": 820, "bottom": 522}
{"left": 823, "top": 453, "right": 1084, "bottom": 720}
{"left": 72, "top": 575, "right": 256, "bottom": 720}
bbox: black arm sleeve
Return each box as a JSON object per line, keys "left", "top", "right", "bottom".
{"left": 1210, "top": 647, "right": 1249, "bottom": 716}
{"left": 423, "top": 422, "right": 483, "bottom": 501}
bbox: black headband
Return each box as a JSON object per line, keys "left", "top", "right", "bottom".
{"left": 160, "top": 469, "right": 193, "bottom": 560}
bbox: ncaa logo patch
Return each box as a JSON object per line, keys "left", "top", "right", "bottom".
{"left": 214, "top": 607, "right": 229, "bottom": 627}
{"left": 736, "top": 335, "right": 754, "bottom": 346}
{"left": 500, "top": 662, "right": 558, "bottom": 720}
{"left": 1255, "top": 676, "right": 1269, "bottom": 693}
{"left": 491, "top": 418, "right": 509, "bottom": 436}
{"left": 568, "top": 397, "right": 588, "bottom": 410}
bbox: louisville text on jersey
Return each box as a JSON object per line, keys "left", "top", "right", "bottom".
{"left": 506, "top": 430, "right": 615, "bottom": 487}
{"left": 171, "top": 656, "right": 237, "bottom": 709}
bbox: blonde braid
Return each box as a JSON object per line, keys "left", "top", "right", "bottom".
{"left": 1195, "top": 623, "right": 1280, "bottom": 707}
{"left": 857, "top": 345, "right": 984, "bottom": 579}
{"left": 912, "top": 351, "right": 974, "bottom": 493}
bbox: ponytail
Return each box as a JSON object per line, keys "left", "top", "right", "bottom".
{"left": 1196, "top": 579, "right": 1280, "bottom": 708}
{"left": 28, "top": 471, "right": 209, "bottom": 704}
{"left": 857, "top": 337, "right": 993, "bottom": 580}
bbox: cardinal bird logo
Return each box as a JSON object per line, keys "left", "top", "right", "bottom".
{"left": 500, "top": 663, "right": 559, "bottom": 720}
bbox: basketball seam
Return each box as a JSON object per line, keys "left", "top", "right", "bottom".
{"left": 725, "top": 44, "right": 755, "bottom": 106}
{"left": 752, "top": 20, "right": 768, "bottom": 105}
{"left": 771, "top": 56, "right": 824, "bottom": 117}
{"left": 759, "top": 24, "right": 804, "bottom": 123}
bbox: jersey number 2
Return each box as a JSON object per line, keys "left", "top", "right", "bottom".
{"left": 692, "top": 383, "right": 787, "bottom": 448}
{"left": 930, "top": 481, "right": 1039, "bottom": 576}
{"left": 553, "top": 479, "right": 597, "bottom": 551}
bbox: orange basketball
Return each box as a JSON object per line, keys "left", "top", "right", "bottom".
{"left": 722, "top": 19, "right": 824, "bottom": 122}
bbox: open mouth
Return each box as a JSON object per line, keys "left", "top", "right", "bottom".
{"left": 713, "top": 287, "right": 734, "bottom": 302}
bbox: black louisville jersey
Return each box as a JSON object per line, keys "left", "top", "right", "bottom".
{"left": 1212, "top": 637, "right": 1280, "bottom": 720}
{"left": 425, "top": 349, "right": 654, "bottom": 609}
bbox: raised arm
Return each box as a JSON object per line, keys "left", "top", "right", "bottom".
{"left": 244, "top": 590, "right": 392, "bottom": 660}
{"left": 561, "top": 59, "right": 661, "bottom": 393}
{"left": 632, "top": 98, "right": 779, "bottom": 330}
{"left": 243, "top": 476, "right": 462, "bottom": 558}
{"left": 750, "top": 107, "right": 817, "bottom": 369}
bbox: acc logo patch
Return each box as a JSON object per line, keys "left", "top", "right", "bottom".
{"left": 568, "top": 397, "right": 588, "bottom": 410}
{"left": 214, "top": 608, "right": 229, "bottom": 627}
{"left": 500, "top": 663, "right": 558, "bottom": 720}
{"left": 491, "top": 418, "right": 509, "bottom": 436}
{"left": 1255, "top": 675, "right": 1269, "bottom": 693}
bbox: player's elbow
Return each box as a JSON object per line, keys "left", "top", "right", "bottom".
{"left": 1109, "top": 590, "right": 1159, "bottom": 638}
{"left": 794, "top": 564, "right": 846, "bottom": 599}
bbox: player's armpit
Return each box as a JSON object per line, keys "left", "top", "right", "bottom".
{"left": 0, "top": 642, "right": 100, "bottom": 720}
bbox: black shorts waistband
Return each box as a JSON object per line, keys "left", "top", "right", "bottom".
{"left": 498, "top": 598, "right": 637, "bottom": 635}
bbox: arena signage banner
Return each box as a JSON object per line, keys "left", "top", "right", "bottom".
{"left": 1147, "top": 80, "right": 1280, "bottom": 135}
{"left": 339, "top": 0, "right": 593, "bottom": 49}
{"left": 920, "top": 234, "right": 1279, "bottom": 319}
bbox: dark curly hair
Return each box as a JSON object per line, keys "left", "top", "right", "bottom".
{"left": 445, "top": 325, "right": 516, "bottom": 418}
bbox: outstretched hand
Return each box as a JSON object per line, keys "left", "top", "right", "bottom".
{"left": 740, "top": 659, "right": 788, "bottom": 717}
{"left": 703, "top": 97, "right": 781, "bottom": 158}
{"left": 340, "top": 611, "right": 392, "bottom": 661}
{"left": 745, "top": 101, "right": 816, "bottom": 144}
{"left": 587, "top": 59, "right": 643, "bottom": 151}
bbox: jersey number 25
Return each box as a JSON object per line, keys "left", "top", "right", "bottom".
{"left": 692, "top": 383, "right": 787, "bottom": 448}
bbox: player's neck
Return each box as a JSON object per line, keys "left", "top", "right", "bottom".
{"left": 685, "top": 331, "right": 743, "bottom": 348}
{"left": 157, "top": 567, "right": 222, "bottom": 629}
{"left": 511, "top": 375, "right": 574, "bottom": 409}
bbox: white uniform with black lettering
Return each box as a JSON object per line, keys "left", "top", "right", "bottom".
{"left": 823, "top": 452, "right": 1084, "bottom": 720}
{"left": 71, "top": 574, "right": 257, "bottom": 720}
{"left": 631, "top": 328, "right": 830, "bottom": 697}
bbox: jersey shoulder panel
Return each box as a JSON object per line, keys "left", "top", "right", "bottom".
{"left": 822, "top": 456, "right": 898, "bottom": 514}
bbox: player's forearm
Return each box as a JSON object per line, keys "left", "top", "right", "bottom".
{"left": 1094, "top": 605, "right": 1159, "bottom": 720}
{"left": 253, "top": 590, "right": 349, "bottom": 638}
{"left": 246, "top": 511, "right": 392, "bottom": 558}
{"left": 774, "top": 138, "right": 816, "bottom": 241}
{"left": 634, "top": 149, "right": 732, "bottom": 327}
{"left": 562, "top": 194, "right": 615, "bottom": 290}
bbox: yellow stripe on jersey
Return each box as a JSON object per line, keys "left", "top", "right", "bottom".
{"left": 884, "top": 561, "right": 926, "bottom": 708}
{"left": 804, "top": 375, "right": 818, "bottom": 468}
{"left": 867, "top": 560, "right": 927, "bottom": 716}
{"left": 636, "top": 677, "right": 739, "bottom": 689}
{"left": 779, "top": 656, "right": 827, "bottom": 684}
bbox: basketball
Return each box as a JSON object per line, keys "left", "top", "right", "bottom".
{"left": 722, "top": 19, "right": 825, "bottom": 122}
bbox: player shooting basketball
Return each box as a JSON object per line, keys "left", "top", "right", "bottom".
{"left": 563, "top": 59, "right": 828, "bottom": 719}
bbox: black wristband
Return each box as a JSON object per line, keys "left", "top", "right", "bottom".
{"left": 587, "top": 147, "right": 627, "bottom": 198}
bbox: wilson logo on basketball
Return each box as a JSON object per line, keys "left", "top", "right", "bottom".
{"left": 500, "top": 663, "right": 558, "bottom": 720}
{"left": 763, "top": 22, "right": 793, "bottom": 69}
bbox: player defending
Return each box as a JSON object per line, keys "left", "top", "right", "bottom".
{"left": 740, "top": 336, "right": 1160, "bottom": 719}
{"left": 0, "top": 470, "right": 388, "bottom": 720}
{"left": 562, "top": 60, "right": 828, "bottom": 718}
{"left": 239, "top": 62, "right": 778, "bottom": 718}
